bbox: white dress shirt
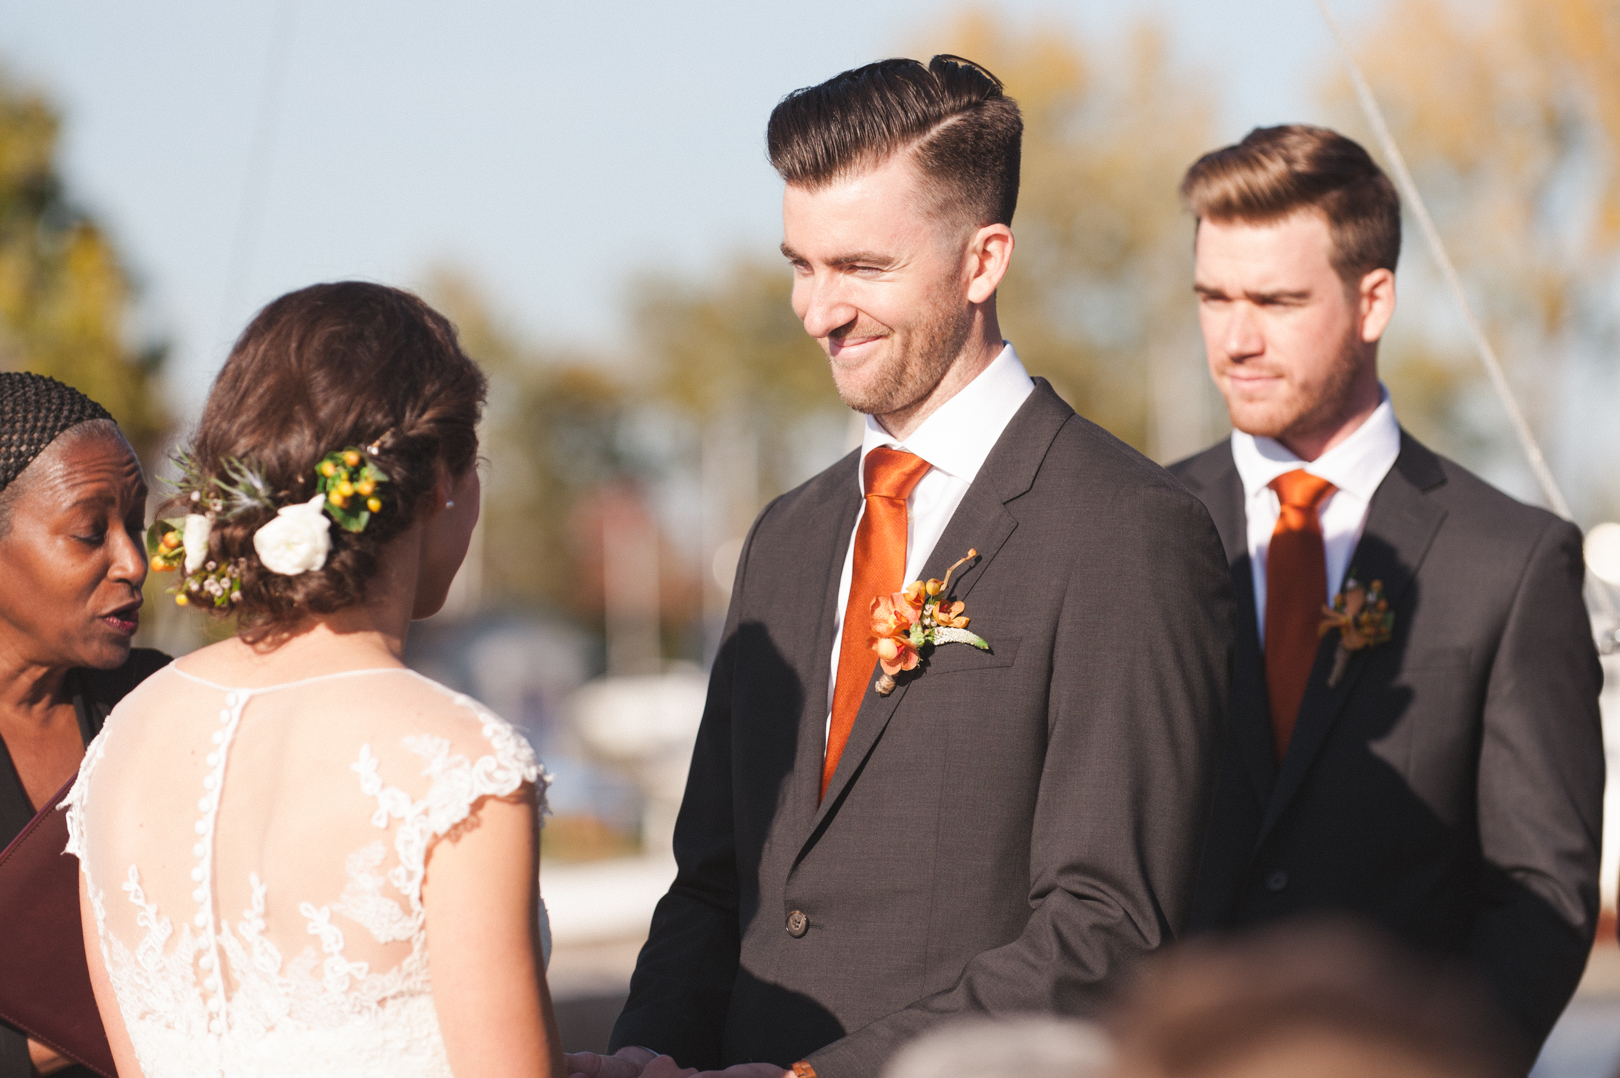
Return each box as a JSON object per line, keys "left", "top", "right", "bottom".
{"left": 825, "top": 343, "right": 1036, "bottom": 743}
{"left": 1231, "top": 386, "right": 1402, "bottom": 646}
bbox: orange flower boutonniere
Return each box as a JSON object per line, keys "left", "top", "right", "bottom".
{"left": 869, "top": 549, "right": 990, "bottom": 695}
{"left": 1318, "top": 577, "right": 1395, "bottom": 687}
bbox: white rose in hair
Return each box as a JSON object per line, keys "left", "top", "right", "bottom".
{"left": 182, "top": 513, "right": 212, "bottom": 574}
{"left": 252, "top": 494, "right": 333, "bottom": 576}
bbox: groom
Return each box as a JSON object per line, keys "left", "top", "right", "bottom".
{"left": 578, "top": 56, "right": 1234, "bottom": 1078}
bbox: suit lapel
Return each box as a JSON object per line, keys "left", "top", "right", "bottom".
{"left": 1254, "top": 433, "right": 1448, "bottom": 846}
{"left": 1186, "top": 445, "right": 1280, "bottom": 803}
{"left": 797, "top": 382, "right": 1073, "bottom": 854}
{"left": 789, "top": 462, "right": 863, "bottom": 835}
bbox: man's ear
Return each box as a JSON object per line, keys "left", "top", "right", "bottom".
{"left": 1358, "top": 267, "right": 1396, "bottom": 343}
{"left": 965, "top": 223, "right": 1014, "bottom": 305}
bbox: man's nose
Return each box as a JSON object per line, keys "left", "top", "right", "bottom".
{"left": 1224, "top": 302, "right": 1264, "bottom": 361}
{"left": 795, "top": 274, "right": 858, "bottom": 341}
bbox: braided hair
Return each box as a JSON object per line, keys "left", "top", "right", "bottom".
{"left": 0, "top": 372, "right": 116, "bottom": 493}
{"left": 178, "top": 282, "right": 486, "bottom": 630}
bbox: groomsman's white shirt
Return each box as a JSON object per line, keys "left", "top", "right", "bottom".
{"left": 1231, "top": 385, "right": 1401, "bottom": 647}
{"left": 825, "top": 342, "right": 1035, "bottom": 746}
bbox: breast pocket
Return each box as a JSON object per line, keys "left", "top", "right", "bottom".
{"left": 921, "top": 635, "right": 1022, "bottom": 675}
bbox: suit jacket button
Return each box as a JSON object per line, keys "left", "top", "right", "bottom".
{"left": 786, "top": 910, "right": 809, "bottom": 938}
{"left": 1265, "top": 870, "right": 1289, "bottom": 893}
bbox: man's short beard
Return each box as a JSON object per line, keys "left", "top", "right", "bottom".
{"left": 1249, "top": 324, "right": 1364, "bottom": 444}
{"left": 835, "top": 295, "right": 973, "bottom": 417}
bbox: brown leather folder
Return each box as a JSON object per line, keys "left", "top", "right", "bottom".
{"left": 0, "top": 779, "right": 116, "bottom": 1077}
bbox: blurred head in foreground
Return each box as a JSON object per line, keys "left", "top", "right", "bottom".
{"left": 1107, "top": 921, "right": 1518, "bottom": 1078}
{"left": 883, "top": 1017, "right": 1112, "bottom": 1078}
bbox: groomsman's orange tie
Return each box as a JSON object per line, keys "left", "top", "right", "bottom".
{"left": 824, "top": 447, "right": 933, "bottom": 800}
{"left": 1265, "top": 469, "right": 1336, "bottom": 760}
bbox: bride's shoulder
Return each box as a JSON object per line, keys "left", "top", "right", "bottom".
{"left": 363, "top": 670, "right": 544, "bottom": 788}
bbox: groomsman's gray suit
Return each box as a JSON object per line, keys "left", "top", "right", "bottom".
{"left": 611, "top": 381, "right": 1235, "bottom": 1076}
{"left": 1172, "top": 432, "right": 1604, "bottom": 1056}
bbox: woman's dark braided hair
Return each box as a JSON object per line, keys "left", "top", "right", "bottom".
{"left": 0, "top": 372, "right": 117, "bottom": 536}
{"left": 175, "top": 282, "right": 486, "bottom": 631}
{"left": 0, "top": 372, "right": 115, "bottom": 490}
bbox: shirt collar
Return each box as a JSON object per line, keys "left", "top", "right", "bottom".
{"left": 1231, "top": 385, "right": 1402, "bottom": 503}
{"left": 858, "top": 343, "right": 1036, "bottom": 494}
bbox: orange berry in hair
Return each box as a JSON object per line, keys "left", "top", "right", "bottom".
{"left": 356, "top": 478, "right": 375, "bottom": 496}
{"left": 320, "top": 460, "right": 338, "bottom": 477}
{"left": 161, "top": 531, "right": 181, "bottom": 549}
{"left": 343, "top": 450, "right": 361, "bottom": 467}
{"left": 174, "top": 594, "right": 189, "bottom": 606}
{"left": 366, "top": 497, "right": 382, "bottom": 513}
{"left": 337, "top": 480, "right": 355, "bottom": 497}
{"left": 328, "top": 491, "right": 347, "bottom": 508}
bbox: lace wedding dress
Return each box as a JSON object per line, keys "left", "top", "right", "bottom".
{"left": 64, "top": 666, "right": 551, "bottom": 1078}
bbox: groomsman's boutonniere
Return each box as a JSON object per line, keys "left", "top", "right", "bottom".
{"left": 869, "top": 549, "right": 989, "bottom": 695}
{"left": 1318, "top": 577, "right": 1394, "bottom": 687}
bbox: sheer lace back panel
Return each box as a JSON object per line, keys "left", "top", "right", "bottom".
{"left": 64, "top": 667, "right": 548, "bottom": 1078}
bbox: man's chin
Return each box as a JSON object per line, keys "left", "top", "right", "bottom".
{"left": 1223, "top": 400, "right": 1298, "bottom": 442}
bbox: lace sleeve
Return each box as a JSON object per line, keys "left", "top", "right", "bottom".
{"left": 413, "top": 708, "right": 547, "bottom": 842}
{"left": 61, "top": 726, "right": 112, "bottom": 862}
{"left": 359, "top": 692, "right": 551, "bottom": 917}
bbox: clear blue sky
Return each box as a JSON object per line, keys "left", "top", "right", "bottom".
{"left": 1, "top": 0, "right": 1377, "bottom": 411}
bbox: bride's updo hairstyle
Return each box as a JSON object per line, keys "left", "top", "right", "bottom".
{"left": 179, "top": 281, "right": 486, "bottom": 629}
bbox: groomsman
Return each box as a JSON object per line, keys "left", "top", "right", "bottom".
{"left": 576, "top": 56, "right": 1235, "bottom": 1078}
{"left": 1170, "top": 124, "right": 1603, "bottom": 1058}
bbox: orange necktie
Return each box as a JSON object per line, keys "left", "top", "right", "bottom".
{"left": 824, "top": 447, "right": 933, "bottom": 800}
{"left": 1264, "top": 469, "right": 1336, "bottom": 760}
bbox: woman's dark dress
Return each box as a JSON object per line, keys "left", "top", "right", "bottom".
{"left": 0, "top": 648, "right": 170, "bottom": 1078}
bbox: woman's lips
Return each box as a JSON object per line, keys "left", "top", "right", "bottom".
{"left": 102, "top": 605, "right": 141, "bottom": 636}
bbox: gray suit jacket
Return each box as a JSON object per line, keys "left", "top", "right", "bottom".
{"left": 611, "top": 381, "right": 1235, "bottom": 1076}
{"left": 1171, "top": 433, "right": 1603, "bottom": 1056}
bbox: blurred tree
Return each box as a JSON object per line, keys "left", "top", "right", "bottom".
{"left": 1326, "top": 0, "right": 1620, "bottom": 478}
{"left": 920, "top": 10, "right": 1220, "bottom": 458}
{"left": 429, "top": 270, "right": 633, "bottom": 621}
{"left": 631, "top": 256, "right": 843, "bottom": 506}
{"left": 0, "top": 64, "right": 166, "bottom": 456}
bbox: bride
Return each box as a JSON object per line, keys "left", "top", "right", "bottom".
{"left": 62, "top": 282, "right": 565, "bottom": 1077}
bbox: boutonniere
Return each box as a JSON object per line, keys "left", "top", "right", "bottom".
{"left": 1318, "top": 576, "right": 1394, "bottom": 687}
{"left": 869, "top": 550, "right": 989, "bottom": 695}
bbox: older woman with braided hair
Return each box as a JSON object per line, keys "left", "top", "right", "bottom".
{"left": 0, "top": 372, "right": 169, "bottom": 1077}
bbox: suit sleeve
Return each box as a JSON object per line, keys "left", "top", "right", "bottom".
{"left": 608, "top": 511, "right": 771, "bottom": 1069}
{"left": 1466, "top": 516, "right": 1604, "bottom": 1052}
{"left": 807, "top": 480, "right": 1236, "bottom": 1077}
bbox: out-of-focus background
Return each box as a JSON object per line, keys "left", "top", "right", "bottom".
{"left": 2, "top": 0, "right": 1617, "bottom": 1072}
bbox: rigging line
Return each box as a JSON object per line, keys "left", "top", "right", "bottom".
{"left": 1312, "top": 0, "right": 1619, "bottom": 635}
{"left": 215, "top": 0, "right": 299, "bottom": 351}
{"left": 1312, "top": 0, "right": 1569, "bottom": 519}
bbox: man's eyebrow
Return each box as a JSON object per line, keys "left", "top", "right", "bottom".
{"left": 1245, "top": 288, "right": 1311, "bottom": 302}
{"left": 778, "top": 244, "right": 894, "bottom": 268}
{"left": 825, "top": 251, "right": 892, "bottom": 268}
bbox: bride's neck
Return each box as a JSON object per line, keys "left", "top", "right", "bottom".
{"left": 209, "top": 523, "right": 424, "bottom": 678}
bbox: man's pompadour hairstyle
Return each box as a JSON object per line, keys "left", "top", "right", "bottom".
{"left": 767, "top": 55, "right": 1023, "bottom": 229}
{"left": 1180, "top": 124, "right": 1401, "bottom": 282}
